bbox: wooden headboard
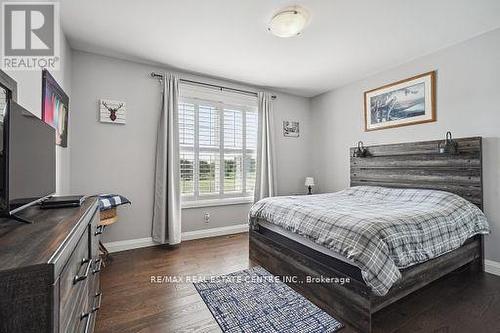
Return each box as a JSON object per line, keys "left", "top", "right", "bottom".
{"left": 350, "top": 137, "right": 483, "bottom": 209}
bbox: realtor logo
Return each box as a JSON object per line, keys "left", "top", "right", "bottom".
{"left": 2, "top": 2, "right": 60, "bottom": 70}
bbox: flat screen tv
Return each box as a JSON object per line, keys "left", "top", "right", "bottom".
{"left": 0, "top": 100, "right": 56, "bottom": 217}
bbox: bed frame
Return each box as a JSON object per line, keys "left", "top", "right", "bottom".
{"left": 249, "top": 136, "right": 484, "bottom": 333}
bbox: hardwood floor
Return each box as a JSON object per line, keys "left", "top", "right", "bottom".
{"left": 96, "top": 233, "right": 500, "bottom": 333}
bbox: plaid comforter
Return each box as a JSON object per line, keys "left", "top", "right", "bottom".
{"left": 249, "top": 186, "right": 489, "bottom": 296}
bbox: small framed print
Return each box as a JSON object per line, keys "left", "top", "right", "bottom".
{"left": 364, "top": 71, "right": 436, "bottom": 131}
{"left": 283, "top": 121, "right": 299, "bottom": 137}
{"left": 100, "top": 99, "right": 126, "bottom": 124}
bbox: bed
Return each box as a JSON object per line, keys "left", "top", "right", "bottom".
{"left": 248, "top": 136, "right": 488, "bottom": 333}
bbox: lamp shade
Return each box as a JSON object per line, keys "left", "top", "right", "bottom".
{"left": 305, "top": 177, "right": 315, "bottom": 187}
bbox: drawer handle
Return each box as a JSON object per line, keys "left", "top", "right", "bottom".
{"left": 94, "top": 225, "right": 104, "bottom": 236}
{"left": 92, "top": 292, "right": 103, "bottom": 312}
{"left": 80, "top": 292, "right": 102, "bottom": 333}
{"left": 74, "top": 258, "right": 93, "bottom": 284}
{"left": 80, "top": 310, "right": 93, "bottom": 333}
{"left": 93, "top": 258, "right": 102, "bottom": 274}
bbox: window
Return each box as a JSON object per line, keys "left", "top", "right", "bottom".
{"left": 179, "top": 85, "right": 258, "bottom": 205}
{"left": 0, "top": 86, "right": 7, "bottom": 119}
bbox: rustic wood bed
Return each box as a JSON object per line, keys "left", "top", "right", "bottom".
{"left": 249, "top": 136, "right": 484, "bottom": 333}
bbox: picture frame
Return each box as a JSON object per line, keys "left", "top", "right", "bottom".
{"left": 283, "top": 120, "right": 299, "bottom": 137}
{"left": 42, "top": 69, "right": 69, "bottom": 147}
{"left": 99, "top": 99, "right": 127, "bottom": 124}
{"left": 364, "top": 71, "right": 436, "bottom": 131}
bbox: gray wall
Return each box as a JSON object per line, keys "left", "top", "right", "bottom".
{"left": 6, "top": 34, "right": 72, "bottom": 194}
{"left": 310, "top": 28, "right": 500, "bottom": 262}
{"left": 70, "top": 51, "right": 313, "bottom": 242}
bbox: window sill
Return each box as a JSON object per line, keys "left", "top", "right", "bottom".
{"left": 181, "top": 197, "right": 254, "bottom": 209}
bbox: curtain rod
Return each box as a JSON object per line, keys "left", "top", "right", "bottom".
{"left": 150, "top": 72, "right": 276, "bottom": 99}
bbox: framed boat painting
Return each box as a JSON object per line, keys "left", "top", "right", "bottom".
{"left": 364, "top": 71, "right": 436, "bottom": 131}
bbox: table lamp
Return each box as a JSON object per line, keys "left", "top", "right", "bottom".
{"left": 305, "top": 177, "right": 315, "bottom": 195}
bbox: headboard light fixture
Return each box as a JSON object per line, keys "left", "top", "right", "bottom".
{"left": 438, "top": 131, "right": 458, "bottom": 154}
{"left": 353, "top": 141, "right": 368, "bottom": 158}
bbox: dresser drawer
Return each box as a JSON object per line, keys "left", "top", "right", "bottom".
{"left": 64, "top": 278, "right": 89, "bottom": 333}
{"left": 83, "top": 289, "right": 102, "bottom": 333}
{"left": 59, "top": 228, "right": 92, "bottom": 332}
{"left": 89, "top": 210, "right": 102, "bottom": 259}
{"left": 89, "top": 257, "right": 101, "bottom": 292}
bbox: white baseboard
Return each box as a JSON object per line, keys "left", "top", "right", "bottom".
{"left": 103, "top": 224, "right": 249, "bottom": 253}
{"left": 104, "top": 237, "right": 156, "bottom": 253}
{"left": 485, "top": 259, "right": 500, "bottom": 276}
{"left": 181, "top": 223, "right": 249, "bottom": 241}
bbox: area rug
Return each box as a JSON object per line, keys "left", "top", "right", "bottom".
{"left": 193, "top": 266, "right": 344, "bottom": 333}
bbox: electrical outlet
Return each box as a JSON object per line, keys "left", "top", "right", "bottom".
{"left": 204, "top": 212, "right": 210, "bottom": 223}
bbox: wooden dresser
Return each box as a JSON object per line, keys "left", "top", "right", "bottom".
{"left": 0, "top": 197, "right": 102, "bottom": 333}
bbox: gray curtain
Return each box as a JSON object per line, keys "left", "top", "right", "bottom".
{"left": 152, "top": 73, "right": 181, "bottom": 245}
{"left": 254, "top": 92, "right": 277, "bottom": 202}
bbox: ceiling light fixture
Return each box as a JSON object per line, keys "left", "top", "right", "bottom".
{"left": 268, "top": 6, "right": 310, "bottom": 38}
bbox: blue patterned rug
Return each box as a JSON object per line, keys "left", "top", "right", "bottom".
{"left": 193, "top": 266, "right": 344, "bottom": 333}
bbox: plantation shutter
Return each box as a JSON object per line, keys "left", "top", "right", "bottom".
{"left": 178, "top": 84, "right": 258, "bottom": 203}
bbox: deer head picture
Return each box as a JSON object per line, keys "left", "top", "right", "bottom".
{"left": 99, "top": 99, "right": 126, "bottom": 124}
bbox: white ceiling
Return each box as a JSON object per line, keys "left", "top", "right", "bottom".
{"left": 61, "top": 0, "right": 500, "bottom": 97}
